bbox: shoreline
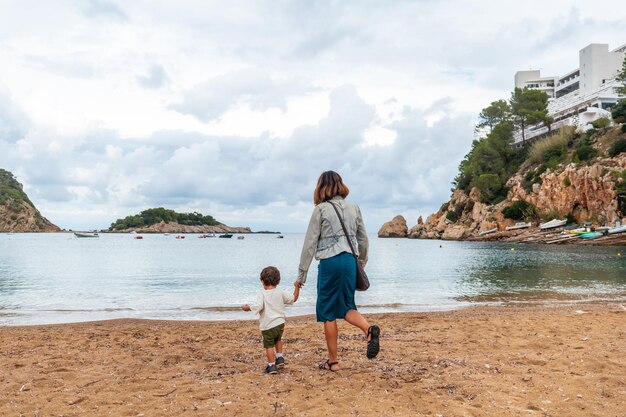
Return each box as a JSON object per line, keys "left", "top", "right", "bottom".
{"left": 2, "top": 303, "right": 624, "bottom": 416}
{"left": 3, "top": 294, "right": 626, "bottom": 327}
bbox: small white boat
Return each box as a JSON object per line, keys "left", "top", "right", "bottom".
{"left": 74, "top": 232, "right": 99, "bottom": 238}
{"left": 539, "top": 219, "right": 567, "bottom": 230}
{"left": 479, "top": 227, "right": 498, "bottom": 236}
{"left": 505, "top": 222, "right": 532, "bottom": 231}
{"left": 608, "top": 225, "right": 626, "bottom": 234}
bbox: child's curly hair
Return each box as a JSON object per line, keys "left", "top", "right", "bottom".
{"left": 260, "top": 266, "right": 281, "bottom": 286}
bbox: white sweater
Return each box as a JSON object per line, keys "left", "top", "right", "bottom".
{"left": 249, "top": 288, "right": 295, "bottom": 331}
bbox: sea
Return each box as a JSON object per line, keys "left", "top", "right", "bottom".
{"left": 0, "top": 233, "right": 625, "bottom": 325}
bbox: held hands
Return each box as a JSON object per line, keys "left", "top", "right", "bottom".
{"left": 242, "top": 304, "right": 251, "bottom": 311}
{"left": 293, "top": 281, "right": 302, "bottom": 303}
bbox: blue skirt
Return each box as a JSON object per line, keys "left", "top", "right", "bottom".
{"left": 316, "top": 252, "right": 357, "bottom": 322}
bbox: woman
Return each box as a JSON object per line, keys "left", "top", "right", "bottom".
{"left": 296, "top": 170, "right": 380, "bottom": 371}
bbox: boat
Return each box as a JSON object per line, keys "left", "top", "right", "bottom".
{"left": 479, "top": 227, "right": 498, "bottom": 236}
{"left": 134, "top": 236, "right": 143, "bottom": 240}
{"left": 219, "top": 233, "right": 233, "bottom": 238}
{"left": 175, "top": 235, "right": 185, "bottom": 239}
{"left": 505, "top": 222, "right": 531, "bottom": 231}
{"left": 277, "top": 235, "right": 284, "bottom": 239}
{"left": 579, "top": 231, "right": 603, "bottom": 239}
{"left": 198, "top": 233, "right": 215, "bottom": 238}
{"left": 237, "top": 236, "right": 245, "bottom": 240}
{"left": 565, "top": 228, "right": 587, "bottom": 235}
{"left": 608, "top": 225, "right": 626, "bottom": 234}
{"left": 539, "top": 219, "right": 567, "bottom": 230}
{"left": 74, "top": 232, "right": 99, "bottom": 238}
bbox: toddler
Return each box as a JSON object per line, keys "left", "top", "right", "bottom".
{"left": 242, "top": 266, "right": 300, "bottom": 374}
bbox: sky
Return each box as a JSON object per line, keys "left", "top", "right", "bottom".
{"left": 0, "top": 1, "right": 625, "bottom": 232}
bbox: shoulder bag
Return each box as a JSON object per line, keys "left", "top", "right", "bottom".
{"left": 328, "top": 201, "right": 370, "bottom": 291}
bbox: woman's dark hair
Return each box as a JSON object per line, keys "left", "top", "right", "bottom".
{"left": 313, "top": 171, "right": 349, "bottom": 205}
{"left": 260, "top": 266, "right": 281, "bottom": 286}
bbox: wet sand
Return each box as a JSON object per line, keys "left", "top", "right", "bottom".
{"left": 1, "top": 303, "right": 624, "bottom": 416}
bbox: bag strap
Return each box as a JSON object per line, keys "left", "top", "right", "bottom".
{"left": 328, "top": 201, "right": 358, "bottom": 259}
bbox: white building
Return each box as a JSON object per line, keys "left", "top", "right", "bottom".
{"left": 513, "top": 43, "right": 625, "bottom": 144}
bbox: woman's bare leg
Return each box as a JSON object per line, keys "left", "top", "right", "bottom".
{"left": 324, "top": 320, "right": 339, "bottom": 369}
{"left": 344, "top": 309, "right": 370, "bottom": 336}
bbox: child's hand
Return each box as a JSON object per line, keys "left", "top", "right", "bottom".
{"left": 242, "top": 304, "right": 251, "bottom": 311}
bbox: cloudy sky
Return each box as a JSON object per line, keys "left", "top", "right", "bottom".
{"left": 1, "top": 1, "right": 625, "bottom": 232}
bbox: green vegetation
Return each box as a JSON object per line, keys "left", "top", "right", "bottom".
{"left": 510, "top": 88, "right": 552, "bottom": 143}
{"left": 0, "top": 168, "right": 34, "bottom": 213}
{"left": 590, "top": 117, "right": 611, "bottom": 130}
{"left": 612, "top": 101, "right": 626, "bottom": 124}
{"left": 449, "top": 65, "right": 626, "bottom": 214}
{"left": 476, "top": 99, "right": 511, "bottom": 133}
{"left": 615, "top": 170, "right": 626, "bottom": 216}
{"left": 109, "top": 207, "right": 220, "bottom": 230}
{"left": 454, "top": 122, "right": 526, "bottom": 204}
{"left": 527, "top": 127, "right": 572, "bottom": 164}
{"left": 616, "top": 55, "right": 626, "bottom": 97}
{"left": 574, "top": 143, "right": 597, "bottom": 162}
{"left": 501, "top": 200, "right": 537, "bottom": 221}
{"left": 444, "top": 200, "right": 473, "bottom": 223}
{"left": 563, "top": 176, "right": 571, "bottom": 187}
{"left": 608, "top": 138, "right": 626, "bottom": 157}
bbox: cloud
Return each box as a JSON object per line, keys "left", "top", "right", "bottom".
{"left": 1, "top": 0, "right": 625, "bottom": 231}
{"left": 81, "top": 0, "right": 128, "bottom": 21}
{"left": 0, "top": 85, "right": 29, "bottom": 143}
{"left": 137, "top": 65, "right": 169, "bottom": 89}
{"left": 171, "top": 69, "right": 316, "bottom": 121}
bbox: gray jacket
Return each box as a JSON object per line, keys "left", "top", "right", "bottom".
{"left": 297, "top": 196, "right": 368, "bottom": 283}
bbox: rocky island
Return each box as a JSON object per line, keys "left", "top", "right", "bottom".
{"left": 0, "top": 168, "right": 60, "bottom": 232}
{"left": 380, "top": 86, "right": 626, "bottom": 246}
{"left": 108, "top": 207, "right": 251, "bottom": 234}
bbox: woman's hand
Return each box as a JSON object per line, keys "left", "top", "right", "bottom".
{"left": 294, "top": 281, "right": 304, "bottom": 288}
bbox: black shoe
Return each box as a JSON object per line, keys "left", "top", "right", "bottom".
{"left": 366, "top": 325, "right": 380, "bottom": 359}
{"left": 275, "top": 356, "right": 285, "bottom": 367}
{"left": 265, "top": 364, "right": 278, "bottom": 374}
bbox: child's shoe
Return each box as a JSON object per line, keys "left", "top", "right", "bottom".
{"left": 265, "top": 364, "right": 278, "bottom": 374}
{"left": 275, "top": 356, "right": 285, "bottom": 367}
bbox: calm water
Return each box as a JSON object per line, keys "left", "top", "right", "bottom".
{"left": 0, "top": 233, "right": 624, "bottom": 325}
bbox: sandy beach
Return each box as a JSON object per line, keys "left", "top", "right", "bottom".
{"left": 1, "top": 303, "right": 624, "bottom": 417}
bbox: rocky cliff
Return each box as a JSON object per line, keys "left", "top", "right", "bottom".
{"left": 378, "top": 127, "right": 626, "bottom": 244}
{"left": 0, "top": 169, "right": 60, "bottom": 232}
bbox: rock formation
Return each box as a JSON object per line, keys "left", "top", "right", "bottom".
{"left": 385, "top": 151, "right": 626, "bottom": 244}
{"left": 115, "top": 221, "right": 251, "bottom": 234}
{"left": 378, "top": 215, "right": 408, "bottom": 237}
{"left": 0, "top": 169, "right": 60, "bottom": 232}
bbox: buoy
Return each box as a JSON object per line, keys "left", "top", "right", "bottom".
{"left": 618, "top": 253, "right": 622, "bottom": 257}
{"left": 511, "top": 248, "right": 515, "bottom": 251}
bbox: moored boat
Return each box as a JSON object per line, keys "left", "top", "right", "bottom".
{"left": 608, "top": 225, "right": 626, "bottom": 235}
{"left": 579, "top": 231, "right": 603, "bottom": 239}
{"left": 74, "top": 232, "right": 99, "bottom": 238}
{"left": 479, "top": 227, "right": 498, "bottom": 236}
{"left": 505, "top": 222, "right": 531, "bottom": 231}
{"left": 539, "top": 219, "right": 567, "bottom": 230}
{"left": 219, "top": 233, "right": 233, "bottom": 238}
